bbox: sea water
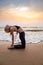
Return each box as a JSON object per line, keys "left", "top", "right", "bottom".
{"left": 0, "top": 27, "right": 43, "bottom": 44}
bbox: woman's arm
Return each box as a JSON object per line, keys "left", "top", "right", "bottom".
{"left": 11, "top": 32, "right": 14, "bottom": 46}
{"left": 10, "top": 27, "right": 14, "bottom": 46}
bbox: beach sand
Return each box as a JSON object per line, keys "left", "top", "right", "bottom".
{"left": 0, "top": 41, "right": 43, "bottom": 65}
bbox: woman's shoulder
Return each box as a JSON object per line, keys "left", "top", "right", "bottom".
{"left": 10, "top": 26, "right": 14, "bottom": 31}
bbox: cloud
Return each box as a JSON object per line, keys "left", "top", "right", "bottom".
{"left": 0, "top": 0, "right": 43, "bottom": 12}
{"left": 30, "top": 0, "right": 43, "bottom": 12}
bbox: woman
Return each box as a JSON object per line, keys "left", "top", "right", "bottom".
{"left": 4, "top": 25, "right": 26, "bottom": 49}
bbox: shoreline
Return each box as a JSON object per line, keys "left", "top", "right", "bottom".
{"left": 0, "top": 40, "right": 43, "bottom": 44}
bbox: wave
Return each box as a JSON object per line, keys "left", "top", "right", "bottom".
{"left": 0, "top": 27, "right": 43, "bottom": 43}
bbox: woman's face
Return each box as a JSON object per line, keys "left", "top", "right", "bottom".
{"left": 5, "top": 25, "right": 10, "bottom": 33}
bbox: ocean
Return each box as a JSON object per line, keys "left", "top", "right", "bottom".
{"left": 0, "top": 27, "right": 43, "bottom": 44}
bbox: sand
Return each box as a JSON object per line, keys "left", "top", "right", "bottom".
{"left": 0, "top": 41, "right": 43, "bottom": 65}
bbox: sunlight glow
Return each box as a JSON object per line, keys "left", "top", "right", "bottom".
{"left": 16, "top": 7, "right": 28, "bottom": 12}
{"left": 0, "top": 6, "right": 43, "bottom": 21}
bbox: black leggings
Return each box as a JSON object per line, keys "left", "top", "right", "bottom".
{"left": 14, "top": 32, "right": 26, "bottom": 49}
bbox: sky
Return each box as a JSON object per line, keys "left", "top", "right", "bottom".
{"left": 0, "top": 0, "right": 43, "bottom": 27}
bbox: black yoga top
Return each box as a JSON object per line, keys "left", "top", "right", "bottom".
{"left": 15, "top": 26, "right": 20, "bottom": 29}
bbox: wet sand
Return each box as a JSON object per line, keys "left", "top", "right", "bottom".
{"left": 0, "top": 41, "right": 43, "bottom": 65}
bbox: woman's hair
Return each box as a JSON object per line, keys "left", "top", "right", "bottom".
{"left": 4, "top": 25, "right": 10, "bottom": 33}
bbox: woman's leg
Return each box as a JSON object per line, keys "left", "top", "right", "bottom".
{"left": 8, "top": 32, "right": 26, "bottom": 49}
{"left": 14, "top": 32, "right": 26, "bottom": 49}
{"left": 19, "top": 32, "right": 26, "bottom": 48}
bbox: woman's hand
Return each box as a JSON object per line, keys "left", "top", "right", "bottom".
{"left": 8, "top": 44, "right": 14, "bottom": 49}
{"left": 10, "top": 44, "right": 14, "bottom": 48}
